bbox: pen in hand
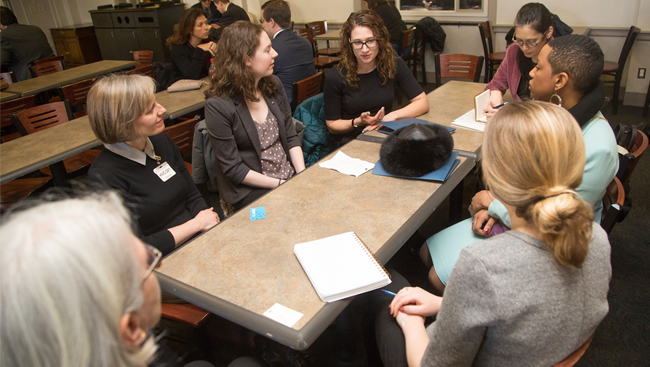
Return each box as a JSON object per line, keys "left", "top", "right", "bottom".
{"left": 382, "top": 289, "right": 396, "bottom": 297}
{"left": 493, "top": 102, "right": 507, "bottom": 109}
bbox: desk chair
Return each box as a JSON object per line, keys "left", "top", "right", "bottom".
{"left": 163, "top": 117, "right": 200, "bottom": 173}
{"left": 32, "top": 55, "right": 66, "bottom": 68}
{"left": 398, "top": 28, "right": 415, "bottom": 62}
{"left": 126, "top": 64, "right": 156, "bottom": 79}
{"left": 131, "top": 50, "right": 154, "bottom": 66}
{"left": 434, "top": 53, "right": 484, "bottom": 89}
{"left": 616, "top": 129, "right": 648, "bottom": 189}
{"left": 478, "top": 21, "right": 506, "bottom": 83}
{"left": 30, "top": 56, "right": 66, "bottom": 77}
{"left": 0, "top": 177, "right": 52, "bottom": 213}
{"left": 291, "top": 71, "right": 323, "bottom": 112}
{"left": 600, "top": 177, "right": 626, "bottom": 234}
{"left": 306, "top": 21, "right": 340, "bottom": 56}
{"left": 602, "top": 26, "right": 640, "bottom": 115}
{"left": 58, "top": 78, "right": 96, "bottom": 119}
{"left": 1, "top": 95, "right": 36, "bottom": 143}
{"left": 11, "top": 100, "right": 100, "bottom": 178}
{"left": 296, "top": 28, "right": 341, "bottom": 71}
{"left": 410, "top": 27, "right": 427, "bottom": 84}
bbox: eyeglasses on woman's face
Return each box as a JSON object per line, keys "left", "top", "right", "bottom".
{"left": 349, "top": 38, "right": 378, "bottom": 50}
{"left": 142, "top": 244, "right": 162, "bottom": 283}
{"left": 513, "top": 29, "right": 548, "bottom": 49}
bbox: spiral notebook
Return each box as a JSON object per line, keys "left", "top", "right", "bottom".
{"left": 294, "top": 232, "right": 391, "bottom": 303}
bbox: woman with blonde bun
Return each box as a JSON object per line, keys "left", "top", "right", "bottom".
{"left": 377, "top": 101, "right": 611, "bottom": 367}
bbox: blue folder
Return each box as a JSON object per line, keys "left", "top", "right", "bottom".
{"left": 377, "top": 118, "right": 455, "bottom": 135}
{"left": 372, "top": 151, "right": 460, "bottom": 182}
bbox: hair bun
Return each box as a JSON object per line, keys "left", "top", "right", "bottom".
{"left": 379, "top": 123, "right": 454, "bottom": 177}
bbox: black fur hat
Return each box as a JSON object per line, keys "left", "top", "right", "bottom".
{"left": 379, "top": 123, "right": 454, "bottom": 177}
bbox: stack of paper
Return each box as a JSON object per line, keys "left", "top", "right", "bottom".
{"left": 318, "top": 151, "right": 375, "bottom": 177}
{"left": 452, "top": 109, "right": 486, "bottom": 132}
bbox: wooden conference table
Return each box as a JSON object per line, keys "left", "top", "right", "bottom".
{"left": 0, "top": 82, "right": 209, "bottom": 185}
{"left": 155, "top": 81, "right": 493, "bottom": 351}
{"left": 2, "top": 60, "right": 138, "bottom": 97}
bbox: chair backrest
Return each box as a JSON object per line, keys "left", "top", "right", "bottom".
{"left": 398, "top": 28, "right": 416, "bottom": 59}
{"left": 600, "top": 177, "right": 625, "bottom": 234}
{"left": 162, "top": 117, "right": 200, "bottom": 155}
{"left": 434, "top": 53, "right": 484, "bottom": 88}
{"left": 616, "top": 129, "right": 648, "bottom": 187}
{"left": 30, "top": 59, "right": 65, "bottom": 77}
{"left": 292, "top": 71, "right": 323, "bottom": 112}
{"left": 478, "top": 21, "right": 494, "bottom": 58}
{"left": 132, "top": 50, "right": 154, "bottom": 65}
{"left": 126, "top": 64, "right": 156, "bottom": 79}
{"left": 296, "top": 27, "right": 317, "bottom": 57}
{"left": 617, "top": 26, "right": 641, "bottom": 68}
{"left": 1, "top": 95, "right": 36, "bottom": 129}
{"left": 306, "top": 21, "right": 327, "bottom": 36}
{"left": 58, "top": 78, "right": 97, "bottom": 114}
{"left": 11, "top": 100, "right": 73, "bottom": 136}
{"left": 32, "top": 55, "right": 66, "bottom": 68}
{"left": 0, "top": 71, "right": 16, "bottom": 84}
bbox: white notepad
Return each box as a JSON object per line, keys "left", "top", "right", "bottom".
{"left": 474, "top": 89, "right": 490, "bottom": 122}
{"left": 294, "top": 232, "right": 391, "bottom": 303}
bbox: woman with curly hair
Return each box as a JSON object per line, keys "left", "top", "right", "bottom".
{"left": 204, "top": 21, "right": 305, "bottom": 211}
{"left": 166, "top": 7, "right": 217, "bottom": 84}
{"left": 324, "top": 10, "right": 428, "bottom": 146}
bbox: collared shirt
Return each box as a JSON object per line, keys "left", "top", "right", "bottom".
{"left": 104, "top": 138, "right": 156, "bottom": 166}
{"left": 273, "top": 28, "right": 288, "bottom": 40}
{"left": 224, "top": 2, "right": 230, "bottom": 12}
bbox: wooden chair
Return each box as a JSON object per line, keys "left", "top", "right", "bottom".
{"left": 0, "top": 71, "right": 17, "bottom": 84}
{"left": 58, "top": 78, "right": 96, "bottom": 119}
{"left": 0, "top": 177, "right": 52, "bottom": 213}
{"left": 126, "top": 64, "right": 156, "bottom": 79}
{"left": 478, "top": 21, "right": 506, "bottom": 83}
{"left": 131, "top": 50, "right": 154, "bottom": 66}
{"left": 397, "top": 28, "right": 415, "bottom": 61}
{"left": 162, "top": 117, "right": 200, "bottom": 173}
{"left": 296, "top": 28, "right": 341, "bottom": 71}
{"left": 434, "top": 53, "right": 484, "bottom": 88}
{"left": 306, "top": 21, "right": 340, "bottom": 56}
{"left": 600, "top": 177, "right": 626, "bottom": 234}
{"left": 410, "top": 27, "right": 427, "bottom": 84}
{"left": 32, "top": 55, "right": 66, "bottom": 69}
{"left": 30, "top": 58, "right": 65, "bottom": 77}
{"left": 616, "top": 129, "right": 648, "bottom": 188}
{"left": 1, "top": 95, "right": 36, "bottom": 130}
{"left": 11, "top": 101, "right": 100, "bottom": 177}
{"left": 602, "top": 26, "right": 640, "bottom": 115}
{"left": 160, "top": 303, "right": 210, "bottom": 328}
{"left": 553, "top": 334, "right": 594, "bottom": 367}
{"left": 291, "top": 71, "right": 323, "bottom": 112}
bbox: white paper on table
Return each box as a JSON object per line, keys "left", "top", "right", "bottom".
{"left": 452, "top": 109, "right": 486, "bottom": 132}
{"left": 263, "top": 303, "right": 303, "bottom": 328}
{"left": 318, "top": 151, "right": 375, "bottom": 177}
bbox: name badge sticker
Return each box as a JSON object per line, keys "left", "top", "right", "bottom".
{"left": 153, "top": 162, "right": 176, "bottom": 182}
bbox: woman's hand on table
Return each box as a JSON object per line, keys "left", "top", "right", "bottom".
{"left": 483, "top": 90, "right": 504, "bottom": 120}
{"left": 193, "top": 208, "right": 220, "bottom": 232}
{"left": 472, "top": 209, "right": 496, "bottom": 236}
{"left": 469, "top": 190, "right": 495, "bottom": 216}
{"left": 198, "top": 41, "right": 218, "bottom": 56}
{"left": 389, "top": 286, "right": 442, "bottom": 318}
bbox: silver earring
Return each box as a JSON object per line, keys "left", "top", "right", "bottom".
{"left": 550, "top": 90, "right": 562, "bottom": 107}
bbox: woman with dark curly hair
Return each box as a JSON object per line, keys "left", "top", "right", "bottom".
{"left": 324, "top": 10, "right": 428, "bottom": 146}
{"left": 204, "top": 21, "right": 305, "bottom": 211}
{"left": 166, "top": 7, "right": 217, "bottom": 84}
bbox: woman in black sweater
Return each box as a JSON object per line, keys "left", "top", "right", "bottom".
{"left": 166, "top": 7, "right": 218, "bottom": 84}
{"left": 87, "top": 74, "right": 219, "bottom": 256}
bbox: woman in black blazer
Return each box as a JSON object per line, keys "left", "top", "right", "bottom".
{"left": 204, "top": 21, "right": 305, "bottom": 211}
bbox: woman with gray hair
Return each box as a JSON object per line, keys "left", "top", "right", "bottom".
{"left": 0, "top": 193, "right": 161, "bottom": 367}
{"left": 87, "top": 74, "right": 219, "bottom": 256}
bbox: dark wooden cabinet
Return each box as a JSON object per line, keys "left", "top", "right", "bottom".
{"left": 49, "top": 25, "right": 102, "bottom": 67}
{"left": 90, "top": 4, "right": 185, "bottom": 63}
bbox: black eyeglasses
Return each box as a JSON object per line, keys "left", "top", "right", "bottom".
{"left": 142, "top": 245, "right": 162, "bottom": 283}
{"left": 349, "top": 38, "right": 378, "bottom": 50}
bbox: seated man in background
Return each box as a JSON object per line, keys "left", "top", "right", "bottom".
{"left": 192, "top": 0, "right": 222, "bottom": 25}
{"left": 212, "top": 0, "right": 250, "bottom": 41}
{"left": 0, "top": 6, "right": 54, "bottom": 81}
{"left": 261, "top": 0, "right": 315, "bottom": 103}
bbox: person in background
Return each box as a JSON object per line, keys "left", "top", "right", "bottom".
{"left": 421, "top": 34, "right": 618, "bottom": 295}
{"left": 204, "top": 21, "right": 305, "bottom": 211}
{"left": 87, "top": 74, "right": 219, "bottom": 256}
{"left": 166, "top": 7, "right": 217, "bottom": 84}
{"left": 324, "top": 10, "right": 428, "bottom": 146}
{"left": 483, "top": 2, "right": 555, "bottom": 118}
{"left": 192, "top": 0, "right": 222, "bottom": 26}
{"left": 260, "top": 0, "right": 315, "bottom": 103}
{"left": 364, "top": 0, "right": 408, "bottom": 58}
{"left": 377, "top": 102, "right": 611, "bottom": 367}
{"left": 212, "top": 0, "right": 251, "bottom": 41}
{"left": 0, "top": 6, "right": 54, "bottom": 81}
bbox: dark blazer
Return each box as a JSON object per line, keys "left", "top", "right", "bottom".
{"left": 272, "top": 29, "right": 316, "bottom": 103}
{"left": 213, "top": 3, "right": 250, "bottom": 40}
{"left": 0, "top": 24, "right": 54, "bottom": 81}
{"left": 191, "top": 1, "right": 222, "bottom": 22}
{"left": 170, "top": 42, "right": 211, "bottom": 83}
{"left": 204, "top": 76, "right": 300, "bottom": 205}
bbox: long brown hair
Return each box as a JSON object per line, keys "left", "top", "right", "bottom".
{"left": 338, "top": 10, "right": 396, "bottom": 88}
{"left": 482, "top": 101, "right": 593, "bottom": 268}
{"left": 166, "top": 8, "right": 206, "bottom": 48}
{"left": 204, "top": 21, "right": 277, "bottom": 101}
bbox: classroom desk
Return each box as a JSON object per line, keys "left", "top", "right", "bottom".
{"left": 1, "top": 91, "right": 20, "bottom": 102}
{"left": 313, "top": 29, "right": 341, "bottom": 41}
{"left": 0, "top": 84, "right": 207, "bottom": 185}
{"left": 3, "top": 60, "right": 138, "bottom": 97}
{"left": 156, "top": 139, "right": 475, "bottom": 350}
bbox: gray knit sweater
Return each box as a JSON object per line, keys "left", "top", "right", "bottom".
{"left": 422, "top": 223, "right": 611, "bottom": 367}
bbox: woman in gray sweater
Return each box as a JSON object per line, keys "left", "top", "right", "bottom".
{"left": 381, "top": 101, "right": 611, "bottom": 366}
